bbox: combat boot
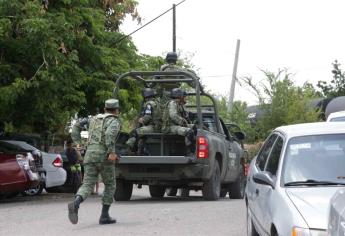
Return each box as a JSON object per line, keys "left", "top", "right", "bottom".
{"left": 99, "top": 205, "right": 116, "bottom": 225}
{"left": 68, "top": 195, "right": 83, "bottom": 224}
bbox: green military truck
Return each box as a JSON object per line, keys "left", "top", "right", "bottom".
{"left": 113, "top": 71, "right": 247, "bottom": 201}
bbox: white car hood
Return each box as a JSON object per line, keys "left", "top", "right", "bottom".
{"left": 286, "top": 187, "right": 341, "bottom": 229}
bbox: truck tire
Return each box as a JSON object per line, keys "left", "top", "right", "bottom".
{"left": 149, "top": 185, "right": 165, "bottom": 198}
{"left": 220, "top": 188, "right": 228, "bottom": 198}
{"left": 202, "top": 161, "right": 221, "bottom": 201}
{"left": 114, "top": 179, "right": 133, "bottom": 201}
{"left": 229, "top": 166, "right": 246, "bottom": 199}
{"left": 180, "top": 188, "right": 189, "bottom": 197}
{"left": 166, "top": 187, "right": 178, "bottom": 196}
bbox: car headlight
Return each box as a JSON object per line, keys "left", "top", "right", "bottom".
{"left": 292, "top": 227, "right": 327, "bottom": 236}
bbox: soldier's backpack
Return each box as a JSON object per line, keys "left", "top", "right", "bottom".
{"left": 88, "top": 113, "right": 116, "bottom": 145}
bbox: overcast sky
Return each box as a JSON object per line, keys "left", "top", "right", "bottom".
{"left": 121, "top": 0, "right": 345, "bottom": 105}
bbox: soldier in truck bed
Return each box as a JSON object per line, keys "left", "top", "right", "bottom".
{"left": 126, "top": 88, "right": 162, "bottom": 155}
{"left": 162, "top": 88, "right": 196, "bottom": 155}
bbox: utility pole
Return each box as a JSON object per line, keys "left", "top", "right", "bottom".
{"left": 228, "top": 39, "right": 241, "bottom": 112}
{"left": 172, "top": 4, "right": 176, "bottom": 52}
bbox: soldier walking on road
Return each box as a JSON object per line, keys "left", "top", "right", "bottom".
{"left": 126, "top": 88, "right": 161, "bottom": 155}
{"left": 68, "top": 99, "right": 121, "bottom": 225}
{"left": 162, "top": 88, "right": 196, "bottom": 155}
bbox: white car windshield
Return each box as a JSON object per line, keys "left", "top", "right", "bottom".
{"left": 283, "top": 134, "right": 345, "bottom": 185}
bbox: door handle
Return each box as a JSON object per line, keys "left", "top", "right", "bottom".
{"left": 255, "top": 189, "right": 259, "bottom": 196}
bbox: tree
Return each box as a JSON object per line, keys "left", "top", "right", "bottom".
{"left": 241, "top": 69, "right": 321, "bottom": 139}
{"left": 0, "top": 0, "right": 154, "bottom": 135}
{"left": 317, "top": 60, "right": 345, "bottom": 98}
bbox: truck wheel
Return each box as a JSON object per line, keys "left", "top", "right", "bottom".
{"left": 180, "top": 188, "right": 189, "bottom": 197}
{"left": 229, "top": 166, "right": 246, "bottom": 199}
{"left": 149, "top": 185, "right": 165, "bottom": 198}
{"left": 166, "top": 187, "right": 178, "bottom": 196}
{"left": 220, "top": 188, "right": 228, "bottom": 198}
{"left": 114, "top": 179, "right": 133, "bottom": 201}
{"left": 202, "top": 161, "right": 221, "bottom": 201}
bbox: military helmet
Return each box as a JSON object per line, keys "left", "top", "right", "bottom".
{"left": 166, "top": 52, "right": 178, "bottom": 64}
{"left": 142, "top": 88, "right": 156, "bottom": 98}
{"left": 170, "top": 88, "right": 186, "bottom": 98}
{"left": 105, "top": 98, "right": 119, "bottom": 109}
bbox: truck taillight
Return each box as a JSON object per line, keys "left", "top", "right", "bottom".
{"left": 197, "top": 136, "right": 209, "bottom": 158}
{"left": 52, "top": 156, "right": 63, "bottom": 168}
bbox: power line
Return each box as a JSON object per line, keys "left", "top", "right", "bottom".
{"left": 115, "top": 0, "right": 186, "bottom": 45}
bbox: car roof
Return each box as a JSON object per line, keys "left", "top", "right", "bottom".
{"left": 0, "top": 140, "right": 37, "bottom": 151}
{"left": 327, "top": 110, "right": 345, "bottom": 120}
{"left": 274, "top": 122, "right": 345, "bottom": 138}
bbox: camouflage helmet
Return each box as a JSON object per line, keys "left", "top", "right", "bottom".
{"left": 170, "top": 88, "right": 186, "bottom": 98}
{"left": 105, "top": 99, "right": 119, "bottom": 109}
{"left": 165, "top": 52, "right": 178, "bottom": 64}
{"left": 142, "top": 88, "right": 156, "bottom": 98}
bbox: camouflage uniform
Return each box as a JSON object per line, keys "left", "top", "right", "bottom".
{"left": 156, "top": 52, "right": 182, "bottom": 106}
{"left": 68, "top": 99, "right": 120, "bottom": 225}
{"left": 162, "top": 89, "right": 195, "bottom": 154}
{"left": 126, "top": 89, "right": 161, "bottom": 154}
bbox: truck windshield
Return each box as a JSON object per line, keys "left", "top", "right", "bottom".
{"left": 282, "top": 134, "right": 345, "bottom": 186}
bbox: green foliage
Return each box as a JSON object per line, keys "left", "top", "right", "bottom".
{"left": 317, "top": 60, "right": 345, "bottom": 98}
{"left": 0, "top": 0, "right": 155, "bottom": 135}
{"left": 241, "top": 69, "right": 321, "bottom": 140}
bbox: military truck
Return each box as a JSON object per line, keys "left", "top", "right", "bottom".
{"left": 113, "top": 70, "right": 247, "bottom": 201}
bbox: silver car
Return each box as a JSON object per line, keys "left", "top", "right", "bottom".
{"left": 245, "top": 122, "right": 345, "bottom": 236}
{"left": 328, "top": 188, "right": 345, "bottom": 236}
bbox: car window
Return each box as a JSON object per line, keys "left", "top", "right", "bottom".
{"left": 0, "top": 141, "right": 26, "bottom": 152}
{"left": 3, "top": 140, "right": 37, "bottom": 151}
{"left": 330, "top": 116, "right": 345, "bottom": 122}
{"left": 256, "top": 134, "right": 278, "bottom": 170}
{"left": 283, "top": 134, "right": 345, "bottom": 184}
{"left": 265, "top": 136, "right": 284, "bottom": 176}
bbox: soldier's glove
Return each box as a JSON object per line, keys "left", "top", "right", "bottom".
{"left": 181, "top": 119, "right": 188, "bottom": 127}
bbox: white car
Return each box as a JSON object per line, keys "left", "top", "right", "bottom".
{"left": 245, "top": 122, "right": 345, "bottom": 236}
{"left": 327, "top": 111, "right": 345, "bottom": 122}
{"left": 327, "top": 188, "right": 345, "bottom": 236}
{"left": 41, "top": 152, "right": 67, "bottom": 192}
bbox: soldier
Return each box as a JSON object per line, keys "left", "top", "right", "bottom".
{"left": 160, "top": 51, "right": 180, "bottom": 73}
{"left": 162, "top": 88, "right": 196, "bottom": 155}
{"left": 156, "top": 52, "right": 182, "bottom": 106}
{"left": 68, "top": 99, "right": 121, "bottom": 225}
{"left": 126, "top": 88, "right": 161, "bottom": 155}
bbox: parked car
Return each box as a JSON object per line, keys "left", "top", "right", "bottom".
{"left": 0, "top": 140, "right": 40, "bottom": 198}
{"left": 245, "top": 122, "right": 345, "bottom": 236}
{"left": 41, "top": 152, "right": 67, "bottom": 193}
{"left": 327, "top": 110, "right": 345, "bottom": 122}
{"left": 2, "top": 141, "right": 46, "bottom": 195}
{"left": 327, "top": 188, "right": 345, "bottom": 236}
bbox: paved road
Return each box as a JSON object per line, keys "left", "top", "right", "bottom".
{"left": 0, "top": 186, "right": 246, "bottom": 236}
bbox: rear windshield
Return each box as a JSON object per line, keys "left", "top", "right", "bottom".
{"left": 0, "top": 141, "right": 29, "bottom": 153}
{"left": 282, "top": 134, "right": 345, "bottom": 184}
{"left": 3, "top": 140, "right": 37, "bottom": 151}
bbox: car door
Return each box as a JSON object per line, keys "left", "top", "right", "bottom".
{"left": 247, "top": 133, "right": 277, "bottom": 235}
{"left": 0, "top": 142, "right": 26, "bottom": 191}
{"left": 256, "top": 135, "right": 284, "bottom": 234}
{"left": 219, "top": 119, "right": 239, "bottom": 181}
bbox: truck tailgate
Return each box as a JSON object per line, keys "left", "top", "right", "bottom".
{"left": 117, "top": 156, "right": 197, "bottom": 164}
